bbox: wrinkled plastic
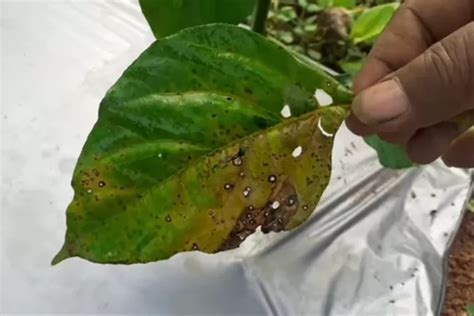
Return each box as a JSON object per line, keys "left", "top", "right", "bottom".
{"left": 1, "top": 1, "right": 472, "bottom": 314}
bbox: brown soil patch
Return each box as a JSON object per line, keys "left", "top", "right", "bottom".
{"left": 443, "top": 197, "right": 474, "bottom": 316}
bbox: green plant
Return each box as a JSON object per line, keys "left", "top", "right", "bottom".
{"left": 467, "top": 304, "right": 474, "bottom": 316}
{"left": 53, "top": 0, "right": 404, "bottom": 265}
{"left": 266, "top": 1, "right": 400, "bottom": 76}
{"left": 350, "top": 2, "right": 399, "bottom": 44}
{"left": 139, "top": 0, "right": 256, "bottom": 37}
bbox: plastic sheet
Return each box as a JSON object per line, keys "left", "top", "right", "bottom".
{"left": 1, "top": 1, "right": 472, "bottom": 314}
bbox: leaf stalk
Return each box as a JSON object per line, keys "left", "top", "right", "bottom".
{"left": 252, "top": 0, "right": 272, "bottom": 35}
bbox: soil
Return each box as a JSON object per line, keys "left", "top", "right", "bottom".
{"left": 443, "top": 195, "right": 474, "bottom": 316}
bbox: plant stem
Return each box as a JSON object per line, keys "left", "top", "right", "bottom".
{"left": 252, "top": 0, "right": 271, "bottom": 35}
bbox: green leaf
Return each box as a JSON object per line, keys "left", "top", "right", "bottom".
{"left": 53, "top": 24, "right": 352, "bottom": 265}
{"left": 365, "top": 135, "right": 414, "bottom": 169}
{"left": 303, "top": 24, "right": 318, "bottom": 32}
{"left": 298, "top": 0, "right": 309, "bottom": 7}
{"left": 278, "top": 30, "right": 294, "bottom": 43}
{"left": 318, "top": 0, "right": 332, "bottom": 8}
{"left": 318, "top": 0, "right": 355, "bottom": 9}
{"left": 294, "top": 25, "right": 306, "bottom": 36}
{"left": 306, "top": 4, "right": 322, "bottom": 12}
{"left": 467, "top": 304, "right": 474, "bottom": 316}
{"left": 350, "top": 3, "right": 399, "bottom": 44}
{"left": 275, "top": 6, "right": 297, "bottom": 22}
{"left": 340, "top": 59, "right": 363, "bottom": 77}
{"left": 139, "top": 0, "right": 256, "bottom": 38}
{"left": 333, "top": 0, "right": 356, "bottom": 8}
{"left": 298, "top": 0, "right": 322, "bottom": 12}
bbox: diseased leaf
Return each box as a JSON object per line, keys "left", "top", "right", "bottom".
{"left": 139, "top": 0, "right": 256, "bottom": 38}
{"left": 53, "top": 24, "right": 351, "bottom": 265}
{"left": 350, "top": 3, "right": 399, "bottom": 44}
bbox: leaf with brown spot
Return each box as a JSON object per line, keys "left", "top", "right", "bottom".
{"left": 53, "top": 24, "right": 351, "bottom": 265}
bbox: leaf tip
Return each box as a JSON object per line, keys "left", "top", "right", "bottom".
{"left": 51, "top": 245, "right": 71, "bottom": 266}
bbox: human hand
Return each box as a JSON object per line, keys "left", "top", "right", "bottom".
{"left": 346, "top": 0, "right": 474, "bottom": 168}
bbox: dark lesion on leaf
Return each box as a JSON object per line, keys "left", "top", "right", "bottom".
{"left": 218, "top": 179, "right": 299, "bottom": 251}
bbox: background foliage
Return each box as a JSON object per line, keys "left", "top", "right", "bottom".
{"left": 266, "top": 0, "right": 400, "bottom": 82}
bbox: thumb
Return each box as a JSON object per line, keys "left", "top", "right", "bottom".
{"left": 352, "top": 22, "right": 474, "bottom": 132}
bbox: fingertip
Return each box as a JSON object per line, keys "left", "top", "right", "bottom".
{"left": 352, "top": 78, "right": 410, "bottom": 128}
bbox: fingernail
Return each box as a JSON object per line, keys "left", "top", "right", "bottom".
{"left": 352, "top": 78, "right": 410, "bottom": 125}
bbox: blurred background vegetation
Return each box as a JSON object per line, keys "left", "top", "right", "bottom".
{"left": 265, "top": 0, "right": 400, "bottom": 85}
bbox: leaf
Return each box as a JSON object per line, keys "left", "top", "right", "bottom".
{"left": 303, "top": 23, "right": 318, "bottom": 33}
{"left": 298, "top": 0, "right": 309, "bottom": 7}
{"left": 53, "top": 24, "right": 352, "bottom": 265}
{"left": 318, "top": 0, "right": 333, "bottom": 8}
{"left": 350, "top": 3, "right": 400, "bottom": 44}
{"left": 365, "top": 135, "right": 414, "bottom": 169}
{"left": 340, "top": 59, "right": 363, "bottom": 77}
{"left": 468, "top": 304, "right": 474, "bottom": 316}
{"left": 318, "top": 0, "right": 355, "bottom": 9}
{"left": 298, "top": 0, "right": 322, "bottom": 12}
{"left": 278, "top": 30, "right": 294, "bottom": 43}
{"left": 306, "top": 4, "right": 322, "bottom": 13}
{"left": 333, "top": 0, "right": 356, "bottom": 9}
{"left": 275, "top": 6, "right": 297, "bottom": 22}
{"left": 139, "top": 0, "right": 256, "bottom": 38}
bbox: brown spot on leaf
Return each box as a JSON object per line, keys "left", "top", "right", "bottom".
{"left": 218, "top": 180, "right": 300, "bottom": 251}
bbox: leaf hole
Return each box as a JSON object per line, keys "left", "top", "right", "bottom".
{"left": 292, "top": 146, "right": 303, "bottom": 158}
{"left": 280, "top": 104, "right": 292, "bottom": 118}
{"left": 314, "top": 88, "right": 333, "bottom": 106}
{"left": 318, "top": 118, "right": 335, "bottom": 137}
